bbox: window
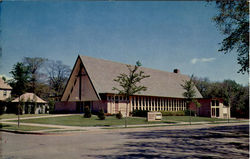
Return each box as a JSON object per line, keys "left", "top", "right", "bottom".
{"left": 115, "top": 96, "right": 119, "bottom": 103}
{"left": 216, "top": 108, "right": 220, "bottom": 117}
{"left": 3, "top": 90, "right": 7, "bottom": 96}
{"left": 120, "top": 96, "right": 122, "bottom": 101}
{"left": 212, "top": 108, "right": 215, "bottom": 116}
{"left": 212, "top": 100, "right": 215, "bottom": 106}
{"left": 216, "top": 100, "right": 219, "bottom": 106}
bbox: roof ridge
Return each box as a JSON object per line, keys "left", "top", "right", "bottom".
{"left": 79, "top": 55, "right": 186, "bottom": 76}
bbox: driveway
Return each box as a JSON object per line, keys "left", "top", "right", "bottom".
{"left": 1, "top": 123, "right": 248, "bottom": 159}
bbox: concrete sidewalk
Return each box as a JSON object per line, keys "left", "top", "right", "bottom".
{"left": 0, "top": 114, "right": 77, "bottom": 121}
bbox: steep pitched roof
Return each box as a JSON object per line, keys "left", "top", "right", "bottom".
{"left": 0, "top": 78, "right": 12, "bottom": 90}
{"left": 75, "top": 55, "right": 202, "bottom": 99}
{"left": 12, "top": 93, "right": 47, "bottom": 103}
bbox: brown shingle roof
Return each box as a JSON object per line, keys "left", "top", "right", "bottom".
{"left": 0, "top": 78, "right": 12, "bottom": 90}
{"left": 12, "top": 93, "right": 47, "bottom": 103}
{"left": 79, "top": 55, "right": 202, "bottom": 99}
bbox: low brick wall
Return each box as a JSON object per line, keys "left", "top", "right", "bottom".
{"left": 55, "top": 101, "right": 77, "bottom": 113}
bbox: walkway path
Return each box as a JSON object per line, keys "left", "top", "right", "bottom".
{"left": 0, "top": 114, "right": 248, "bottom": 133}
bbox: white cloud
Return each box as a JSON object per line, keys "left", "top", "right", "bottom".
{"left": 0, "top": 74, "right": 12, "bottom": 80}
{"left": 191, "top": 57, "right": 216, "bottom": 64}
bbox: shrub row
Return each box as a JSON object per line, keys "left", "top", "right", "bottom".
{"left": 160, "top": 111, "right": 185, "bottom": 116}
{"left": 131, "top": 110, "right": 149, "bottom": 117}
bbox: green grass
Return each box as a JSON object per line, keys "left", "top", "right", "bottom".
{"left": 10, "top": 114, "right": 237, "bottom": 127}
{"left": 163, "top": 116, "right": 235, "bottom": 122}
{"left": 0, "top": 123, "right": 56, "bottom": 131}
{"left": 15, "top": 115, "right": 168, "bottom": 126}
{"left": 0, "top": 114, "right": 51, "bottom": 120}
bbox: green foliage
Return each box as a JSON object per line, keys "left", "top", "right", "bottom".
{"left": 116, "top": 111, "right": 123, "bottom": 119}
{"left": 9, "top": 62, "right": 30, "bottom": 96}
{"left": 0, "top": 102, "right": 5, "bottom": 115}
{"left": 211, "top": 0, "right": 249, "bottom": 74}
{"left": 184, "top": 109, "right": 195, "bottom": 116}
{"left": 194, "top": 77, "right": 249, "bottom": 118}
{"left": 181, "top": 75, "right": 200, "bottom": 108}
{"left": 97, "top": 109, "right": 105, "bottom": 120}
{"left": 113, "top": 61, "right": 150, "bottom": 97}
{"left": 131, "top": 110, "right": 149, "bottom": 117}
{"left": 48, "top": 99, "right": 55, "bottom": 114}
{"left": 83, "top": 106, "right": 91, "bottom": 118}
{"left": 160, "top": 111, "right": 185, "bottom": 116}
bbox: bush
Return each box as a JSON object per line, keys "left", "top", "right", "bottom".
{"left": 184, "top": 109, "right": 195, "bottom": 116}
{"left": 48, "top": 99, "right": 55, "bottom": 114}
{"left": 0, "top": 101, "right": 6, "bottom": 115}
{"left": 116, "top": 111, "right": 123, "bottom": 119}
{"left": 84, "top": 106, "right": 91, "bottom": 118}
{"left": 132, "top": 110, "right": 149, "bottom": 117}
{"left": 160, "top": 111, "right": 185, "bottom": 116}
{"left": 98, "top": 109, "right": 105, "bottom": 120}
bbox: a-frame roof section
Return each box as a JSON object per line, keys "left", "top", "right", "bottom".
{"left": 61, "top": 56, "right": 100, "bottom": 101}
{"left": 78, "top": 55, "right": 202, "bottom": 99}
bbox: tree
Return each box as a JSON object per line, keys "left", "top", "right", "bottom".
{"left": 194, "top": 77, "right": 249, "bottom": 118}
{"left": 113, "top": 61, "right": 150, "bottom": 128}
{"left": 181, "top": 75, "right": 200, "bottom": 125}
{"left": 9, "top": 62, "right": 30, "bottom": 127}
{"left": 23, "top": 57, "right": 47, "bottom": 93}
{"left": 46, "top": 60, "right": 71, "bottom": 97}
{"left": 97, "top": 108, "right": 105, "bottom": 120}
{"left": 211, "top": 0, "right": 249, "bottom": 74}
{"left": 9, "top": 62, "right": 30, "bottom": 97}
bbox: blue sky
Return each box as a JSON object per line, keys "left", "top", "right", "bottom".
{"left": 0, "top": 1, "right": 248, "bottom": 85}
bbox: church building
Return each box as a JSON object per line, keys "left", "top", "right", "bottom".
{"left": 57, "top": 55, "right": 230, "bottom": 118}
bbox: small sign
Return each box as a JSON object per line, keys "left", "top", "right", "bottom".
{"left": 147, "top": 112, "right": 162, "bottom": 121}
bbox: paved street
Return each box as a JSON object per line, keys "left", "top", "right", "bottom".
{"left": 0, "top": 123, "right": 249, "bottom": 159}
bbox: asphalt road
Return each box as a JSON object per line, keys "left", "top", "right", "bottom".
{"left": 0, "top": 124, "right": 249, "bottom": 159}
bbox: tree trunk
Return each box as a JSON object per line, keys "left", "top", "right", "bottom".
{"left": 125, "top": 100, "right": 128, "bottom": 128}
{"left": 18, "top": 96, "right": 20, "bottom": 127}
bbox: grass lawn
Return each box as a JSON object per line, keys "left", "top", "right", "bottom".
{"left": 15, "top": 115, "right": 171, "bottom": 127}
{"left": 10, "top": 114, "right": 236, "bottom": 127}
{"left": 0, "top": 123, "right": 56, "bottom": 131}
{"left": 163, "top": 116, "right": 234, "bottom": 122}
{"left": 0, "top": 114, "right": 51, "bottom": 120}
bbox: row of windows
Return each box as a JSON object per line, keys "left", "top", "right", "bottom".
{"left": 211, "top": 100, "right": 220, "bottom": 106}
{"left": 131, "top": 96, "right": 187, "bottom": 111}
{"left": 107, "top": 95, "right": 187, "bottom": 111}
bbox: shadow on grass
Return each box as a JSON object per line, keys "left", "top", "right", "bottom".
{"left": 84, "top": 125, "right": 249, "bottom": 159}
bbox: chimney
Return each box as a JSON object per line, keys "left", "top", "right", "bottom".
{"left": 173, "top": 69, "right": 180, "bottom": 74}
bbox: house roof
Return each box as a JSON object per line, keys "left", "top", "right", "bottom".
{"left": 12, "top": 93, "right": 47, "bottom": 103}
{"left": 63, "top": 55, "right": 203, "bottom": 100}
{"left": 0, "top": 78, "right": 12, "bottom": 90}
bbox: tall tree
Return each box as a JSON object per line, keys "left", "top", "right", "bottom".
{"left": 46, "top": 60, "right": 71, "bottom": 98}
{"left": 9, "top": 62, "right": 30, "bottom": 127}
{"left": 181, "top": 75, "right": 200, "bottom": 125}
{"left": 9, "top": 62, "right": 30, "bottom": 97}
{"left": 113, "top": 61, "right": 150, "bottom": 128}
{"left": 23, "top": 57, "right": 47, "bottom": 93}
{"left": 211, "top": 0, "right": 249, "bottom": 74}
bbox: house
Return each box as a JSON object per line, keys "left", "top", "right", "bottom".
{"left": 12, "top": 93, "right": 48, "bottom": 114}
{"left": 57, "top": 55, "right": 230, "bottom": 118}
{"left": 0, "top": 78, "right": 12, "bottom": 101}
